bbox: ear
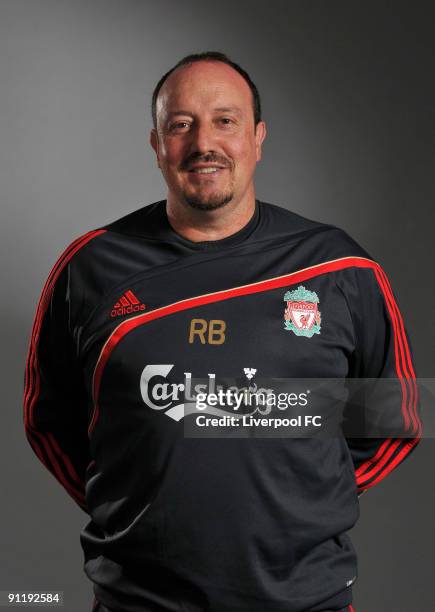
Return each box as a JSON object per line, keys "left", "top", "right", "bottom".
{"left": 255, "top": 121, "right": 267, "bottom": 162}
{"left": 150, "top": 128, "right": 160, "bottom": 166}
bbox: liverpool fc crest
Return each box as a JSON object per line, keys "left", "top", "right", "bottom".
{"left": 283, "top": 285, "right": 321, "bottom": 337}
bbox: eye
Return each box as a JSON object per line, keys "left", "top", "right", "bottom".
{"left": 220, "top": 117, "right": 233, "bottom": 125}
{"left": 169, "top": 121, "right": 191, "bottom": 131}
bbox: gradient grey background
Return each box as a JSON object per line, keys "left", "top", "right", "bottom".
{"left": 1, "top": 1, "right": 434, "bottom": 611}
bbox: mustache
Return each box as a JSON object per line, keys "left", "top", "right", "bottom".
{"left": 181, "top": 152, "right": 232, "bottom": 170}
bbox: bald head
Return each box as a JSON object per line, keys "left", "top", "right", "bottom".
{"left": 155, "top": 61, "right": 257, "bottom": 134}
{"left": 151, "top": 51, "right": 262, "bottom": 129}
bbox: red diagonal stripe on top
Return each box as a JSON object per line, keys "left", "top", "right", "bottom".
{"left": 89, "top": 256, "right": 379, "bottom": 435}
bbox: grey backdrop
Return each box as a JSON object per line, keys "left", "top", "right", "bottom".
{"left": 1, "top": 1, "right": 433, "bottom": 611}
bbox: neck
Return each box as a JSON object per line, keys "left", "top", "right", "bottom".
{"left": 166, "top": 188, "right": 256, "bottom": 243}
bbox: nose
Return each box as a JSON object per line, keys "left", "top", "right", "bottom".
{"left": 189, "top": 120, "right": 216, "bottom": 154}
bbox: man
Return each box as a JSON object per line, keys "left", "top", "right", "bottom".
{"left": 23, "top": 52, "right": 421, "bottom": 612}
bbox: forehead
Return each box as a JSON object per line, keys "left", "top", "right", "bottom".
{"left": 156, "top": 61, "right": 253, "bottom": 119}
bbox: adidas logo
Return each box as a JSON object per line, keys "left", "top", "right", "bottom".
{"left": 110, "top": 290, "right": 146, "bottom": 318}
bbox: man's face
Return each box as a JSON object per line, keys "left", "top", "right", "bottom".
{"left": 150, "top": 61, "right": 266, "bottom": 211}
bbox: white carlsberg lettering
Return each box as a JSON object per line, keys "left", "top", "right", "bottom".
{"left": 138, "top": 366, "right": 274, "bottom": 422}
{"left": 140, "top": 364, "right": 182, "bottom": 410}
{"left": 184, "top": 372, "right": 216, "bottom": 400}
{"left": 140, "top": 365, "right": 217, "bottom": 416}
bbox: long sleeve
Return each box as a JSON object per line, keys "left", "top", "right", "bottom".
{"left": 23, "top": 232, "right": 101, "bottom": 513}
{"left": 337, "top": 263, "right": 422, "bottom": 497}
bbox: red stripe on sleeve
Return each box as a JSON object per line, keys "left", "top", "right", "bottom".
{"left": 23, "top": 229, "right": 106, "bottom": 510}
{"left": 354, "top": 266, "right": 421, "bottom": 491}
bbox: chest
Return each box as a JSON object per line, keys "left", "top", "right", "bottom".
{"left": 78, "top": 257, "right": 355, "bottom": 440}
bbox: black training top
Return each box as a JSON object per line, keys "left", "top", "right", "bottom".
{"left": 23, "top": 199, "right": 421, "bottom": 612}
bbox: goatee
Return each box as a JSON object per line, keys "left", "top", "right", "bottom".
{"left": 183, "top": 191, "right": 234, "bottom": 211}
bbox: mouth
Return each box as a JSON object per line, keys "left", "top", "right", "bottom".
{"left": 187, "top": 165, "right": 228, "bottom": 174}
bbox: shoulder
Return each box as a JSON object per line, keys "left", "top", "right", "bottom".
{"left": 38, "top": 202, "right": 167, "bottom": 326}
{"left": 259, "top": 200, "right": 375, "bottom": 261}
{"left": 38, "top": 227, "right": 107, "bottom": 298}
{"left": 101, "top": 200, "right": 165, "bottom": 238}
{"left": 46, "top": 200, "right": 165, "bottom": 277}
